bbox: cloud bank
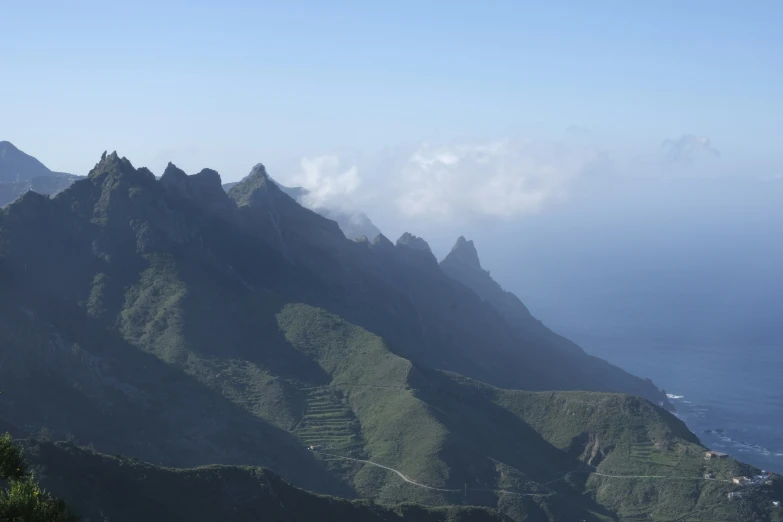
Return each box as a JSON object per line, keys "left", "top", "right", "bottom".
{"left": 278, "top": 133, "right": 736, "bottom": 233}
{"left": 392, "top": 140, "right": 596, "bottom": 219}
{"left": 282, "top": 138, "right": 599, "bottom": 222}
{"left": 287, "top": 155, "right": 361, "bottom": 210}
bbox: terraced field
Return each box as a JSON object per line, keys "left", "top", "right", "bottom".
{"left": 628, "top": 442, "right": 684, "bottom": 469}
{"left": 629, "top": 442, "right": 653, "bottom": 463}
{"left": 293, "top": 386, "right": 366, "bottom": 465}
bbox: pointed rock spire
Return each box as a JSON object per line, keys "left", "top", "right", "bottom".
{"left": 159, "top": 163, "right": 188, "bottom": 190}
{"left": 88, "top": 151, "right": 136, "bottom": 180}
{"left": 444, "top": 236, "right": 482, "bottom": 271}
{"left": 227, "top": 162, "right": 293, "bottom": 209}
{"left": 246, "top": 163, "right": 273, "bottom": 186}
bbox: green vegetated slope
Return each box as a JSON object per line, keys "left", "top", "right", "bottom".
{"left": 1, "top": 151, "right": 781, "bottom": 521}
{"left": 19, "top": 439, "right": 510, "bottom": 522}
{"left": 224, "top": 161, "right": 670, "bottom": 406}
{"left": 277, "top": 303, "right": 783, "bottom": 522}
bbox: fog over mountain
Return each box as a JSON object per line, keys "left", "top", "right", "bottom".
{"left": 270, "top": 133, "right": 783, "bottom": 349}
{"left": 275, "top": 135, "right": 783, "bottom": 472}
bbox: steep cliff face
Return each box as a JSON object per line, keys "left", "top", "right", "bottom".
{"left": 441, "top": 236, "right": 671, "bottom": 408}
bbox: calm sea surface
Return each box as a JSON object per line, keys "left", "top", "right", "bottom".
{"left": 572, "top": 336, "right": 783, "bottom": 473}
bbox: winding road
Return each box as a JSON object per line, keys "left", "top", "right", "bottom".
{"left": 313, "top": 450, "right": 735, "bottom": 498}
{"left": 592, "top": 471, "right": 732, "bottom": 483}
{"left": 315, "top": 451, "right": 461, "bottom": 492}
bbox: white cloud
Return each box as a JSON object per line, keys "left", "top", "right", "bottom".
{"left": 287, "top": 155, "right": 361, "bottom": 210}
{"left": 278, "top": 138, "right": 600, "bottom": 224}
{"left": 392, "top": 139, "right": 598, "bottom": 219}
{"left": 278, "top": 133, "right": 735, "bottom": 227}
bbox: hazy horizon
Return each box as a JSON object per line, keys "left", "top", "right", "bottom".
{"left": 3, "top": 4, "right": 783, "bottom": 517}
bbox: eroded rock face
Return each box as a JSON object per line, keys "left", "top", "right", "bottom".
{"left": 567, "top": 432, "right": 611, "bottom": 467}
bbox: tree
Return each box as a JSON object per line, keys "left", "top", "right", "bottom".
{"left": 0, "top": 432, "right": 78, "bottom": 521}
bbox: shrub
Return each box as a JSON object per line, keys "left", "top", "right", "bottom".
{"left": 0, "top": 432, "right": 78, "bottom": 521}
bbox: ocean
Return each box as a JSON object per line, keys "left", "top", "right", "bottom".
{"left": 570, "top": 335, "right": 783, "bottom": 474}
{"left": 462, "top": 174, "right": 783, "bottom": 474}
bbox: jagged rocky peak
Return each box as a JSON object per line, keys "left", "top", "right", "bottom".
{"left": 396, "top": 232, "right": 433, "bottom": 254}
{"left": 160, "top": 163, "right": 234, "bottom": 219}
{"left": 396, "top": 232, "right": 438, "bottom": 266}
{"left": 88, "top": 151, "right": 151, "bottom": 183}
{"left": 161, "top": 164, "right": 224, "bottom": 195}
{"left": 159, "top": 162, "right": 188, "bottom": 186}
{"left": 443, "top": 236, "right": 482, "bottom": 271}
{"left": 248, "top": 163, "right": 271, "bottom": 182}
{"left": 161, "top": 162, "right": 187, "bottom": 178}
{"left": 227, "top": 163, "right": 283, "bottom": 207}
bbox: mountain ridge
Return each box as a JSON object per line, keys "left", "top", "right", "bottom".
{"left": 0, "top": 141, "right": 82, "bottom": 208}
{"left": 224, "top": 171, "right": 382, "bottom": 241}
{"left": 18, "top": 438, "right": 512, "bottom": 522}
{"left": 2, "top": 151, "right": 778, "bottom": 520}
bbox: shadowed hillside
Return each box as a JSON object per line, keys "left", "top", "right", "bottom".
{"left": 19, "top": 439, "right": 511, "bottom": 522}
{"left": 440, "top": 237, "right": 671, "bottom": 405}
{"left": 1, "top": 152, "right": 780, "bottom": 521}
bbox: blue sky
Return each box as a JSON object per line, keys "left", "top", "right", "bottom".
{"left": 1, "top": 0, "right": 781, "bottom": 181}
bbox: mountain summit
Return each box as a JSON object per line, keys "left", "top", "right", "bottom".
{"left": 0, "top": 140, "right": 52, "bottom": 182}
{"left": 0, "top": 141, "right": 82, "bottom": 207}
{"left": 446, "top": 236, "right": 482, "bottom": 271}
{"left": 224, "top": 167, "right": 382, "bottom": 241}
{"left": 440, "top": 236, "right": 677, "bottom": 403}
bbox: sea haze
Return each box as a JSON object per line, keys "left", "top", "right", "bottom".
{"left": 479, "top": 175, "right": 783, "bottom": 474}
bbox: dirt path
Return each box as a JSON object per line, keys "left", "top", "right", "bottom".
{"left": 314, "top": 451, "right": 461, "bottom": 492}
{"left": 593, "top": 471, "right": 733, "bottom": 483}
{"left": 315, "top": 451, "right": 553, "bottom": 496}
{"left": 313, "top": 450, "right": 734, "bottom": 498}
